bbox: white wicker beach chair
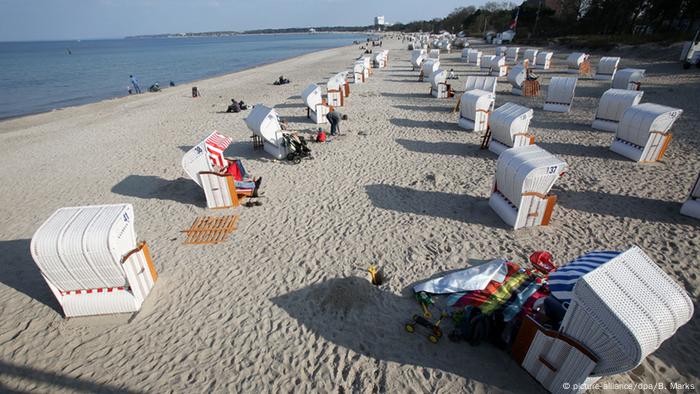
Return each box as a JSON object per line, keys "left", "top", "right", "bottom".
{"left": 506, "top": 47, "right": 520, "bottom": 63}
{"left": 535, "top": 52, "right": 553, "bottom": 70}
{"left": 566, "top": 52, "right": 590, "bottom": 75}
{"left": 496, "top": 46, "right": 507, "bottom": 57}
{"left": 30, "top": 204, "right": 158, "bottom": 317}
{"left": 467, "top": 49, "right": 482, "bottom": 67}
{"left": 458, "top": 89, "right": 494, "bottom": 132}
{"left": 245, "top": 105, "right": 288, "bottom": 160}
{"left": 411, "top": 49, "right": 427, "bottom": 70}
{"left": 326, "top": 75, "right": 345, "bottom": 107}
{"left": 507, "top": 65, "right": 528, "bottom": 95}
{"left": 430, "top": 69, "right": 453, "bottom": 98}
{"left": 301, "top": 84, "right": 331, "bottom": 124}
{"left": 591, "top": 89, "right": 644, "bottom": 132}
{"left": 543, "top": 77, "right": 578, "bottom": 113}
{"left": 489, "top": 145, "right": 568, "bottom": 229}
{"left": 429, "top": 49, "right": 440, "bottom": 59}
{"left": 609, "top": 103, "right": 683, "bottom": 162}
{"left": 523, "top": 49, "right": 538, "bottom": 66}
{"left": 352, "top": 61, "right": 365, "bottom": 84}
{"left": 421, "top": 58, "right": 440, "bottom": 80}
{"left": 464, "top": 75, "right": 498, "bottom": 95}
{"left": 611, "top": 68, "right": 645, "bottom": 90}
{"left": 485, "top": 102, "right": 535, "bottom": 155}
{"left": 595, "top": 57, "right": 621, "bottom": 80}
{"left": 680, "top": 172, "right": 700, "bottom": 219}
{"left": 559, "top": 246, "right": 694, "bottom": 376}
{"left": 481, "top": 55, "right": 496, "bottom": 72}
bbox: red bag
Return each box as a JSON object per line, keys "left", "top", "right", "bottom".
{"left": 316, "top": 130, "right": 326, "bottom": 142}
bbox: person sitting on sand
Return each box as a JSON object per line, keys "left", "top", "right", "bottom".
{"left": 448, "top": 69, "right": 458, "bottom": 80}
{"left": 148, "top": 83, "right": 160, "bottom": 92}
{"left": 227, "top": 99, "right": 241, "bottom": 113}
{"left": 239, "top": 100, "right": 248, "bottom": 110}
{"left": 273, "top": 76, "right": 290, "bottom": 85}
{"left": 326, "top": 111, "right": 348, "bottom": 136}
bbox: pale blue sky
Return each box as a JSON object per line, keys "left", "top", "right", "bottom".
{"left": 0, "top": 0, "right": 490, "bottom": 41}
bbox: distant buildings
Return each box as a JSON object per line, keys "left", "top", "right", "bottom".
{"left": 374, "top": 16, "right": 385, "bottom": 26}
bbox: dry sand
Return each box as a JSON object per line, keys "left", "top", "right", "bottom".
{"left": 0, "top": 38, "right": 698, "bottom": 393}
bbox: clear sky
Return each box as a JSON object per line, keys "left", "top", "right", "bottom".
{"left": 0, "top": 0, "right": 489, "bottom": 41}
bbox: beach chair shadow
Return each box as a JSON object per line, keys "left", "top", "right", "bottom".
{"left": 0, "top": 239, "right": 62, "bottom": 314}
{"left": 557, "top": 189, "right": 698, "bottom": 226}
{"left": 270, "top": 277, "right": 540, "bottom": 392}
{"left": 390, "top": 118, "right": 462, "bottom": 132}
{"left": 111, "top": 175, "right": 206, "bottom": 207}
{"left": 395, "top": 138, "right": 484, "bottom": 157}
{"left": 393, "top": 105, "right": 454, "bottom": 113}
{"left": 365, "top": 184, "right": 508, "bottom": 229}
{"left": 537, "top": 142, "right": 626, "bottom": 161}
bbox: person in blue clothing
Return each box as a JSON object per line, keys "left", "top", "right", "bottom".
{"left": 129, "top": 75, "right": 142, "bottom": 94}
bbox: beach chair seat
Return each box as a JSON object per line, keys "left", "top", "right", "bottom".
{"left": 512, "top": 316, "right": 598, "bottom": 394}
{"left": 508, "top": 65, "right": 540, "bottom": 96}
{"left": 245, "top": 105, "right": 289, "bottom": 159}
{"left": 591, "top": 89, "right": 643, "bottom": 132}
{"left": 557, "top": 246, "right": 694, "bottom": 376}
{"left": 609, "top": 103, "right": 682, "bottom": 162}
{"left": 543, "top": 77, "right": 578, "bottom": 113}
{"left": 457, "top": 89, "right": 494, "bottom": 132}
{"left": 30, "top": 204, "right": 158, "bottom": 317}
{"left": 466, "top": 49, "right": 482, "bottom": 67}
{"left": 505, "top": 47, "right": 520, "bottom": 64}
{"left": 680, "top": 172, "right": 700, "bottom": 219}
{"left": 566, "top": 53, "right": 591, "bottom": 75}
{"left": 535, "top": 52, "right": 553, "bottom": 70}
{"left": 489, "top": 145, "right": 568, "bottom": 229}
{"left": 182, "top": 131, "right": 233, "bottom": 186}
{"left": 523, "top": 49, "right": 538, "bottom": 66}
{"left": 595, "top": 56, "right": 620, "bottom": 80}
{"left": 611, "top": 68, "right": 645, "bottom": 90}
{"left": 484, "top": 102, "right": 535, "bottom": 155}
{"left": 429, "top": 69, "right": 453, "bottom": 99}
{"left": 301, "top": 84, "right": 332, "bottom": 124}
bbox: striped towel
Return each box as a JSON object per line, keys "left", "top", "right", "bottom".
{"left": 548, "top": 251, "right": 621, "bottom": 307}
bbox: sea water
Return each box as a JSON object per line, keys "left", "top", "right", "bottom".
{"left": 0, "top": 33, "right": 366, "bottom": 119}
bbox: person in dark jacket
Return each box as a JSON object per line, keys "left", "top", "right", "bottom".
{"left": 326, "top": 111, "right": 348, "bottom": 136}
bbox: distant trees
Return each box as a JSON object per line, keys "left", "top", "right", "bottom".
{"left": 387, "top": 0, "right": 699, "bottom": 40}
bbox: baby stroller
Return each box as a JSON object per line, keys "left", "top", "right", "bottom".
{"left": 283, "top": 133, "right": 312, "bottom": 164}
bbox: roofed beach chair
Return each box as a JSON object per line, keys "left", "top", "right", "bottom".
{"left": 496, "top": 46, "right": 507, "bottom": 57}
{"left": 485, "top": 55, "right": 508, "bottom": 77}
{"left": 301, "top": 84, "right": 332, "bottom": 124}
{"left": 429, "top": 49, "right": 440, "bottom": 59}
{"left": 466, "top": 49, "right": 482, "bottom": 67}
{"left": 326, "top": 74, "right": 346, "bottom": 107}
{"left": 595, "top": 56, "right": 620, "bottom": 80}
{"left": 680, "top": 172, "right": 700, "bottom": 219}
{"left": 482, "top": 102, "right": 535, "bottom": 155}
{"left": 543, "top": 77, "right": 577, "bottom": 113}
{"left": 430, "top": 69, "right": 454, "bottom": 98}
{"left": 489, "top": 145, "right": 567, "bottom": 229}
{"left": 245, "top": 105, "right": 288, "bottom": 160}
{"left": 183, "top": 131, "right": 255, "bottom": 208}
{"left": 566, "top": 52, "right": 591, "bottom": 76}
{"left": 555, "top": 246, "right": 694, "bottom": 377}
{"left": 352, "top": 61, "right": 365, "bottom": 84}
{"left": 535, "top": 51, "right": 553, "bottom": 70}
{"left": 461, "top": 47, "right": 470, "bottom": 60}
{"left": 30, "top": 204, "right": 158, "bottom": 317}
{"left": 611, "top": 68, "right": 645, "bottom": 90}
{"left": 420, "top": 58, "right": 440, "bottom": 81}
{"left": 481, "top": 55, "right": 496, "bottom": 72}
{"left": 372, "top": 51, "right": 387, "bottom": 68}
{"left": 591, "top": 89, "right": 643, "bottom": 132}
{"left": 609, "top": 103, "right": 682, "bottom": 162}
{"left": 505, "top": 47, "right": 520, "bottom": 64}
{"left": 457, "top": 89, "right": 494, "bottom": 132}
{"left": 411, "top": 49, "right": 427, "bottom": 71}
{"left": 508, "top": 65, "right": 540, "bottom": 96}
{"left": 453, "top": 76, "right": 498, "bottom": 113}
{"left": 523, "top": 49, "right": 538, "bottom": 66}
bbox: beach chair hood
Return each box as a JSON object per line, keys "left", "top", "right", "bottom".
{"left": 181, "top": 131, "right": 232, "bottom": 187}
{"left": 301, "top": 84, "right": 323, "bottom": 109}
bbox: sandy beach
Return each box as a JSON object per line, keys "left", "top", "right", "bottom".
{"left": 0, "top": 37, "right": 698, "bottom": 393}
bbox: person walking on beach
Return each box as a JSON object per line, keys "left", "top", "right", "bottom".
{"left": 326, "top": 111, "right": 347, "bottom": 136}
{"left": 129, "top": 75, "right": 142, "bottom": 94}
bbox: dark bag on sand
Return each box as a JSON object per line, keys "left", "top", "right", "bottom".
{"left": 192, "top": 87, "right": 199, "bottom": 98}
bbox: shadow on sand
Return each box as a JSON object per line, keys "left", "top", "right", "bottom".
{"left": 365, "top": 184, "right": 507, "bottom": 228}
{"left": 111, "top": 176, "right": 205, "bottom": 208}
{"left": 395, "top": 138, "right": 484, "bottom": 158}
{"left": 390, "top": 118, "right": 462, "bottom": 132}
{"left": 0, "top": 239, "right": 62, "bottom": 314}
{"left": 270, "top": 277, "right": 539, "bottom": 393}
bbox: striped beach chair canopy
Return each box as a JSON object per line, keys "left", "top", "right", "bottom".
{"left": 548, "top": 251, "right": 621, "bottom": 307}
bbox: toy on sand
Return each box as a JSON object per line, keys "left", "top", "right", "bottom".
{"left": 404, "top": 314, "right": 445, "bottom": 343}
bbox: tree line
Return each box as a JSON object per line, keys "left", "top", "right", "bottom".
{"left": 387, "top": 0, "right": 699, "bottom": 41}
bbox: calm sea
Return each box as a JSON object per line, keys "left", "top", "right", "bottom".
{"left": 0, "top": 33, "right": 366, "bottom": 119}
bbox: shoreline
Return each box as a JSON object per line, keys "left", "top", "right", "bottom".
{"left": 0, "top": 37, "right": 365, "bottom": 124}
